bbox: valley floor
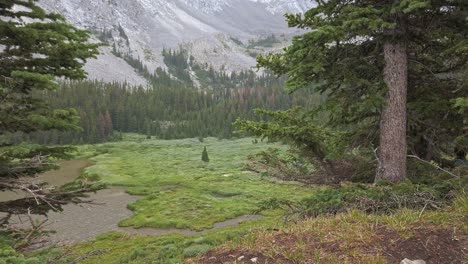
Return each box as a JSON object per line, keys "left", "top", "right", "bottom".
{"left": 14, "top": 136, "right": 467, "bottom": 263}
{"left": 39, "top": 136, "right": 314, "bottom": 263}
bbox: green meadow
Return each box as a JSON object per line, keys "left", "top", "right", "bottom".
{"left": 52, "top": 136, "right": 316, "bottom": 263}
{"left": 79, "top": 136, "right": 312, "bottom": 231}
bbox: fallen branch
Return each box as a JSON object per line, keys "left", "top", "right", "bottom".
{"left": 0, "top": 181, "right": 103, "bottom": 215}
{"left": 17, "top": 208, "right": 49, "bottom": 249}
{"left": 408, "top": 155, "right": 460, "bottom": 178}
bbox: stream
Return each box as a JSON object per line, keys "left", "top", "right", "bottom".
{"left": 1, "top": 160, "right": 263, "bottom": 244}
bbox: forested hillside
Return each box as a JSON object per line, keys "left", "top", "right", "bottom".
{"left": 3, "top": 48, "right": 322, "bottom": 145}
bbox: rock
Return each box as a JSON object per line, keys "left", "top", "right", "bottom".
{"left": 238, "top": 256, "right": 245, "bottom": 261}
{"left": 401, "top": 259, "right": 426, "bottom": 264}
{"left": 251, "top": 257, "right": 258, "bottom": 263}
{"left": 38, "top": 0, "right": 315, "bottom": 82}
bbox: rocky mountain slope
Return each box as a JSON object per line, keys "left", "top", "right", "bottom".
{"left": 38, "top": 0, "right": 314, "bottom": 85}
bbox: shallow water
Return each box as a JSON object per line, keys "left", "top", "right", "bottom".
{"left": 0, "top": 160, "right": 92, "bottom": 202}
{"left": 3, "top": 160, "right": 263, "bottom": 244}
{"left": 7, "top": 186, "right": 140, "bottom": 244}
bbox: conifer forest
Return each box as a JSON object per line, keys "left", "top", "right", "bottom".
{"left": 0, "top": 1, "right": 466, "bottom": 263}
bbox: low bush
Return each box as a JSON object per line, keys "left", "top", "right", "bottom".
{"left": 259, "top": 176, "right": 467, "bottom": 220}
{"left": 0, "top": 234, "right": 62, "bottom": 264}
{"left": 246, "top": 146, "right": 377, "bottom": 184}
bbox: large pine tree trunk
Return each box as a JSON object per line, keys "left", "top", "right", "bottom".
{"left": 376, "top": 43, "right": 408, "bottom": 183}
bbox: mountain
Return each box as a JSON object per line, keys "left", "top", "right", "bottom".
{"left": 38, "top": 0, "right": 314, "bottom": 86}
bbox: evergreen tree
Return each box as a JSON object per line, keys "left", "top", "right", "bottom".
{"left": 30, "top": 66, "right": 320, "bottom": 143}
{"left": 146, "top": 121, "right": 152, "bottom": 139}
{"left": 255, "top": 0, "right": 466, "bottom": 183}
{"left": 104, "top": 110, "right": 113, "bottom": 138}
{"left": 97, "top": 112, "right": 106, "bottom": 141}
{"left": 202, "top": 146, "right": 210, "bottom": 162}
{"left": 0, "top": 0, "right": 100, "bottom": 216}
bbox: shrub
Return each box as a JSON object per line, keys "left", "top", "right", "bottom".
{"left": 260, "top": 177, "right": 467, "bottom": 220}
{"left": 201, "top": 147, "right": 209, "bottom": 162}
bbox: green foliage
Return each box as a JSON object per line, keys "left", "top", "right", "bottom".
{"left": 300, "top": 188, "right": 344, "bottom": 216}
{"left": 162, "top": 48, "right": 192, "bottom": 85}
{"left": 182, "top": 244, "right": 212, "bottom": 258}
{"left": 453, "top": 97, "right": 468, "bottom": 158}
{"left": 68, "top": 216, "right": 280, "bottom": 264}
{"left": 201, "top": 146, "right": 210, "bottom": 162}
{"left": 0, "top": 233, "right": 66, "bottom": 264}
{"left": 246, "top": 147, "right": 313, "bottom": 182}
{"left": 21, "top": 44, "right": 326, "bottom": 145}
{"left": 0, "top": 0, "right": 100, "bottom": 133}
{"left": 247, "top": 34, "right": 280, "bottom": 48}
{"left": 0, "top": 1, "right": 102, "bottom": 255}
{"left": 77, "top": 137, "right": 311, "bottom": 231}
{"left": 255, "top": 0, "right": 466, "bottom": 166}
{"left": 236, "top": 107, "right": 348, "bottom": 175}
{"left": 60, "top": 171, "right": 106, "bottom": 193}
{"left": 51, "top": 138, "right": 314, "bottom": 264}
{"left": 0, "top": 0, "right": 99, "bottom": 144}
{"left": 275, "top": 176, "right": 467, "bottom": 219}
{"left": 0, "top": 143, "right": 73, "bottom": 178}
{"left": 19, "top": 69, "right": 321, "bottom": 144}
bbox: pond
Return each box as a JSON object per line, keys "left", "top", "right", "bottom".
{"left": 0, "top": 160, "right": 92, "bottom": 202}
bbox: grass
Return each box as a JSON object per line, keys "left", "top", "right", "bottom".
{"left": 68, "top": 216, "right": 283, "bottom": 264}
{"left": 16, "top": 135, "right": 466, "bottom": 263}
{"left": 191, "top": 194, "right": 467, "bottom": 264}
{"left": 32, "top": 195, "right": 466, "bottom": 263}
{"left": 77, "top": 136, "right": 312, "bottom": 230}
{"left": 14, "top": 136, "right": 315, "bottom": 263}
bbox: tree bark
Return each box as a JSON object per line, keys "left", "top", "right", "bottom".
{"left": 376, "top": 42, "right": 408, "bottom": 183}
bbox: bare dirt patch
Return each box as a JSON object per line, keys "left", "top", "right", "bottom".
{"left": 194, "top": 225, "right": 467, "bottom": 264}
{"left": 194, "top": 249, "right": 293, "bottom": 264}
{"left": 377, "top": 227, "right": 467, "bottom": 264}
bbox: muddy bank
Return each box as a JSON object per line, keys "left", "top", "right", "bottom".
{"left": 8, "top": 187, "right": 263, "bottom": 244}
{"left": 7, "top": 186, "right": 140, "bottom": 244}
{"left": 3, "top": 160, "right": 263, "bottom": 244}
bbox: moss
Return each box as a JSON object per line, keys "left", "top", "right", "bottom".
{"left": 75, "top": 138, "right": 312, "bottom": 230}
{"left": 67, "top": 217, "right": 281, "bottom": 264}
{"left": 43, "top": 138, "right": 312, "bottom": 263}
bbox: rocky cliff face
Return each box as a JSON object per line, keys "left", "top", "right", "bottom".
{"left": 38, "top": 0, "right": 314, "bottom": 85}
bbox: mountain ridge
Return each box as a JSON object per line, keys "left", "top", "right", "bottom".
{"left": 38, "top": 0, "right": 314, "bottom": 85}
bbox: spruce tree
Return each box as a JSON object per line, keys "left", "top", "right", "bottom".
{"left": 202, "top": 146, "right": 210, "bottom": 162}
{"left": 97, "top": 112, "right": 106, "bottom": 141}
{"left": 0, "top": 0, "right": 100, "bottom": 216}
{"left": 256, "top": 0, "right": 466, "bottom": 183}
{"left": 104, "top": 110, "right": 113, "bottom": 138}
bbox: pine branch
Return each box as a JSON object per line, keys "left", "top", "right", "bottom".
{"left": 407, "top": 155, "right": 460, "bottom": 178}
